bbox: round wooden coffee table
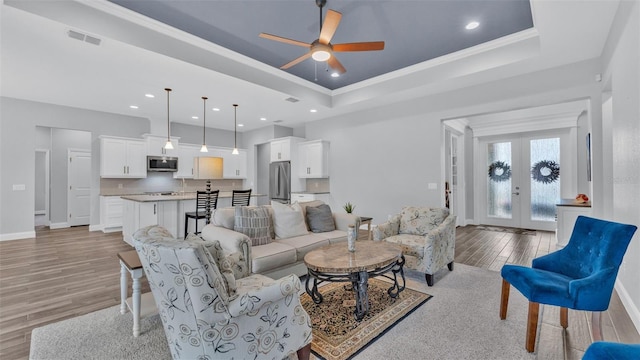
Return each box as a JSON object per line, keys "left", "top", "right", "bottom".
{"left": 303, "top": 241, "right": 405, "bottom": 320}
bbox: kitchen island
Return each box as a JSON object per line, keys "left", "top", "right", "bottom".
{"left": 120, "top": 192, "right": 263, "bottom": 246}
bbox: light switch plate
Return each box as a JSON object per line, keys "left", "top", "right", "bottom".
{"left": 13, "top": 184, "right": 26, "bottom": 191}
{"left": 428, "top": 183, "right": 437, "bottom": 190}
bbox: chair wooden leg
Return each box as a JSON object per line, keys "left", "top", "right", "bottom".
{"left": 425, "top": 274, "right": 434, "bottom": 286}
{"left": 447, "top": 261, "right": 454, "bottom": 271}
{"left": 560, "top": 307, "right": 568, "bottom": 329}
{"left": 591, "top": 311, "right": 603, "bottom": 341}
{"left": 526, "top": 302, "right": 540, "bottom": 353}
{"left": 297, "top": 343, "right": 311, "bottom": 360}
{"left": 500, "top": 279, "right": 510, "bottom": 320}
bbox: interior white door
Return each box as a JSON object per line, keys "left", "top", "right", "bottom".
{"left": 68, "top": 149, "right": 91, "bottom": 226}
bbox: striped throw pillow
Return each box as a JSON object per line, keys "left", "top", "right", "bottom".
{"left": 234, "top": 206, "right": 272, "bottom": 246}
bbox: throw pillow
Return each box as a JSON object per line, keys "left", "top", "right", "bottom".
{"left": 306, "top": 204, "right": 336, "bottom": 233}
{"left": 234, "top": 206, "right": 272, "bottom": 246}
{"left": 184, "top": 233, "right": 237, "bottom": 299}
{"left": 298, "top": 200, "right": 325, "bottom": 230}
{"left": 270, "top": 201, "right": 309, "bottom": 238}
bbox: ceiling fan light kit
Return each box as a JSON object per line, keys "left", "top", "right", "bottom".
{"left": 259, "top": 0, "right": 384, "bottom": 76}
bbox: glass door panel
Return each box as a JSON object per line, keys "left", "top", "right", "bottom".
{"left": 529, "top": 138, "right": 560, "bottom": 221}
{"left": 487, "top": 141, "right": 513, "bottom": 220}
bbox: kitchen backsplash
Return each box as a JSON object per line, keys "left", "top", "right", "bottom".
{"left": 100, "top": 172, "right": 245, "bottom": 195}
{"left": 305, "top": 178, "right": 330, "bottom": 193}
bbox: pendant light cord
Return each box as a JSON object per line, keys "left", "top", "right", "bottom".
{"left": 233, "top": 104, "right": 238, "bottom": 150}
{"left": 165, "top": 88, "right": 172, "bottom": 142}
{"left": 202, "top": 96, "right": 207, "bottom": 145}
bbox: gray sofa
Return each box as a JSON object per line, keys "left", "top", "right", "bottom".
{"left": 201, "top": 201, "right": 360, "bottom": 279}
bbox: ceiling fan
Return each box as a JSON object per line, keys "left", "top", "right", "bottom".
{"left": 259, "top": 0, "right": 384, "bottom": 74}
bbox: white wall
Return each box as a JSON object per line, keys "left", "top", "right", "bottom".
{"left": 601, "top": 0, "right": 640, "bottom": 332}
{"left": 0, "top": 97, "right": 149, "bottom": 239}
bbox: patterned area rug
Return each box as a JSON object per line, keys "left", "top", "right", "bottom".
{"left": 475, "top": 225, "right": 537, "bottom": 235}
{"left": 301, "top": 277, "right": 432, "bottom": 360}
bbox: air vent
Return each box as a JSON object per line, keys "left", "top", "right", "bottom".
{"left": 67, "top": 29, "right": 102, "bottom": 46}
{"left": 273, "top": 120, "right": 283, "bottom": 123}
{"left": 284, "top": 97, "right": 299, "bottom": 103}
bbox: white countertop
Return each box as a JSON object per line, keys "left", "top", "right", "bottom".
{"left": 120, "top": 192, "right": 265, "bottom": 202}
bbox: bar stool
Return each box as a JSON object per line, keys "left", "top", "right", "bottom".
{"left": 231, "top": 189, "right": 252, "bottom": 206}
{"left": 184, "top": 190, "right": 219, "bottom": 238}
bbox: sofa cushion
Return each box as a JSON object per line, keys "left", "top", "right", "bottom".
{"left": 234, "top": 206, "right": 271, "bottom": 246}
{"left": 382, "top": 234, "right": 425, "bottom": 259}
{"left": 251, "top": 241, "right": 298, "bottom": 274}
{"left": 399, "top": 207, "right": 450, "bottom": 235}
{"left": 212, "top": 207, "right": 236, "bottom": 230}
{"left": 306, "top": 203, "right": 336, "bottom": 233}
{"left": 276, "top": 234, "right": 331, "bottom": 262}
{"left": 271, "top": 201, "right": 309, "bottom": 238}
{"left": 314, "top": 230, "right": 348, "bottom": 244}
{"left": 297, "top": 200, "right": 325, "bottom": 230}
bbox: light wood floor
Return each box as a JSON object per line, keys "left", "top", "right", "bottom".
{"left": 0, "top": 225, "right": 638, "bottom": 359}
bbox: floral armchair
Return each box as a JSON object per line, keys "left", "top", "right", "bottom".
{"left": 133, "top": 225, "right": 312, "bottom": 360}
{"left": 373, "top": 207, "right": 456, "bottom": 286}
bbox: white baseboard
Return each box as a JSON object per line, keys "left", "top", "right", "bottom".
{"left": 89, "top": 225, "right": 103, "bottom": 232}
{"left": 0, "top": 231, "right": 36, "bottom": 241}
{"left": 49, "top": 222, "right": 69, "bottom": 230}
{"left": 465, "top": 218, "right": 476, "bottom": 226}
{"left": 615, "top": 279, "right": 640, "bottom": 334}
{"left": 35, "top": 210, "right": 46, "bottom": 215}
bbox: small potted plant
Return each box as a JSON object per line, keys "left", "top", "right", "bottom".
{"left": 343, "top": 202, "right": 355, "bottom": 214}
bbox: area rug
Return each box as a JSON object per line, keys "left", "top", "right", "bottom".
{"left": 476, "top": 225, "right": 537, "bottom": 235}
{"left": 301, "top": 278, "right": 431, "bottom": 360}
{"left": 30, "top": 264, "right": 535, "bottom": 360}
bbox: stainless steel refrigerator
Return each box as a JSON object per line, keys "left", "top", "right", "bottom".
{"left": 269, "top": 161, "right": 291, "bottom": 204}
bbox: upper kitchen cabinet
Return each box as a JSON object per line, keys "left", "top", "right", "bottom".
{"left": 270, "top": 137, "right": 305, "bottom": 163}
{"left": 144, "top": 134, "right": 179, "bottom": 157}
{"left": 175, "top": 143, "right": 201, "bottom": 178}
{"left": 223, "top": 149, "right": 247, "bottom": 179}
{"left": 298, "top": 140, "right": 330, "bottom": 178}
{"left": 100, "top": 136, "right": 147, "bottom": 178}
{"left": 210, "top": 147, "right": 248, "bottom": 179}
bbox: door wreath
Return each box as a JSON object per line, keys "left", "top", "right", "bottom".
{"left": 531, "top": 160, "right": 560, "bottom": 184}
{"left": 488, "top": 161, "right": 511, "bottom": 182}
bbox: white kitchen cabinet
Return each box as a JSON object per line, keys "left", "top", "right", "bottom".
{"left": 224, "top": 149, "right": 247, "bottom": 179}
{"left": 270, "top": 137, "right": 305, "bottom": 162}
{"left": 210, "top": 147, "right": 247, "bottom": 179}
{"left": 122, "top": 200, "right": 158, "bottom": 245}
{"left": 144, "top": 134, "right": 179, "bottom": 157}
{"left": 100, "top": 196, "right": 123, "bottom": 233}
{"left": 100, "top": 136, "right": 147, "bottom": 178}
{"left": 298, "top": 140, "right": 329, "bottom": 178}
{"left": 556, "top": 200, "right": 592, "bottom": 247}
{"left": 176, "top": 144, "right": 201, "bottom": 178}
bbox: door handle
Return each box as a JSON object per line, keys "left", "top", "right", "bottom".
{"left": 512, "top": 192, "right": 520, "bottom": 195}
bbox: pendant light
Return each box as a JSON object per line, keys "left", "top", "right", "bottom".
{"left": 164, "top": 88, "right": 174, "bottom": 150}
{"left": 200, "top": 96, "right": 209, "bottom": 153}
{"left": 232, "top": 104, "right": 239, "bottom": 155}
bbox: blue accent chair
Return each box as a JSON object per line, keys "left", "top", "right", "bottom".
{"left": 500, "top": 216, "right": 637, "bottom": 353}
{"left": 582, "top": 341, "right": 640, "bottom": 360}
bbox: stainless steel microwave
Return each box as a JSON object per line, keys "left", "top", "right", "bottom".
{"left": 147, "top": 156, "right": 178, "bottom": 172}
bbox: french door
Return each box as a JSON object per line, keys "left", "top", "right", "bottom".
{"left": 479, "top": 134, "right": 562, "bottom": 231}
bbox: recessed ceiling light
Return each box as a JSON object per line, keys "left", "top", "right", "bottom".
{"left": 144, "top": 94, "right": 155, "bottom": 98}
{"left": 129, "top": 105, "right": 138, "bottom": 109}
{"left": 192, "top": 116, "right": 198, "bottom": 119}
{"left": 331, "top": 72, "right": 340, "bottom": 78}
{"left": 238, "top": 124, "right": 244, "bottom": 127}
{"left": 466, "top": 21, "right": 480, "bottom": 30}
{"left": 260, "top": 117, "right": 267, "bottom": 121}
{"left": 212, "top": 107, "right": 220, "bottom": 111}
{"left": 310, "top": 109, "right": 317, "bottom": 113}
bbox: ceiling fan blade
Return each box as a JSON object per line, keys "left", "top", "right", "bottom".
{"left": 280, "top": 52, "right": 312, "bottom": 70}
{"left": 333, "top": 41, "right": 385, "bottom": 52}
{"left": 259, "top": 33, "right": 310, "bottom": 48}
{"left": 319, "top": 9, "right": 342, "bottom": 45}
{"left": 327, "top": 55, "right": 346, "bottom": 74}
